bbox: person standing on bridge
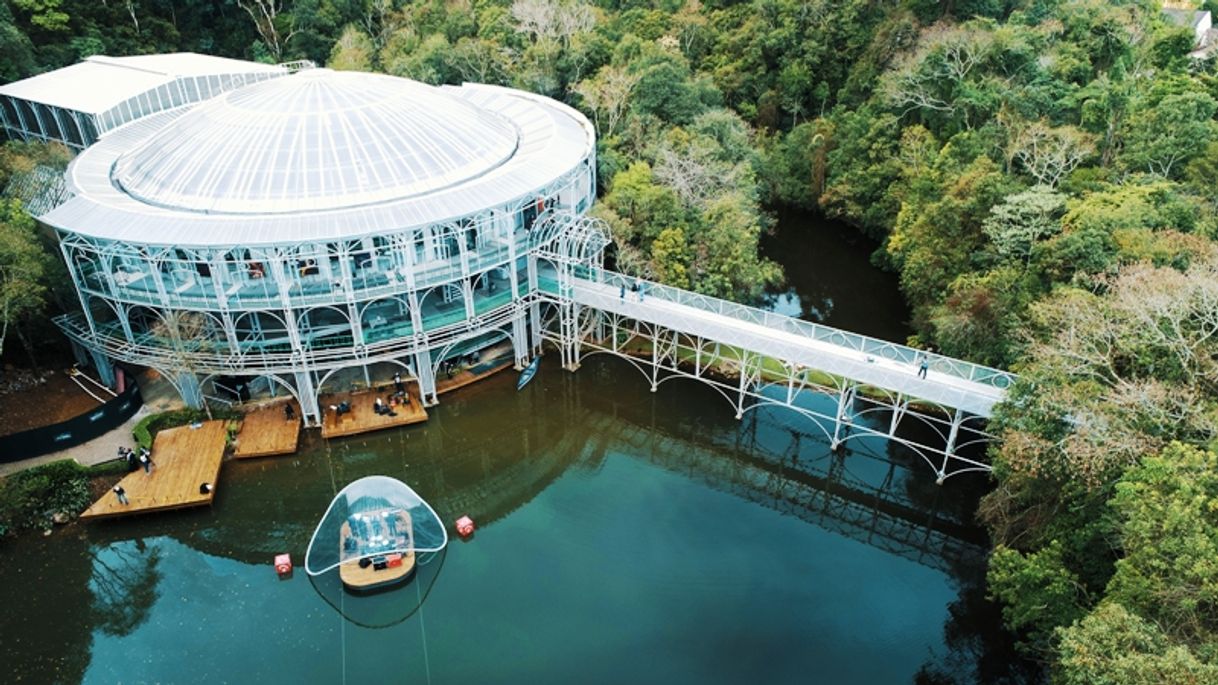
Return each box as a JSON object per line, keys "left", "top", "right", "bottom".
{"left": 917, "top": 351, "right": 930, "bottom": 379}
{"left": 638, "top": 282, "right": 646, "bottom": 302}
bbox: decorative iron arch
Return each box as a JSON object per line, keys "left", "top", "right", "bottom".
{"left": 529, "top": 211, "right": 610, "bottom": 265}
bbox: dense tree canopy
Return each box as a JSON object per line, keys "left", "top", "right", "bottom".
{"left": 5, "top": 0, "right": 1218, "bottom": 678}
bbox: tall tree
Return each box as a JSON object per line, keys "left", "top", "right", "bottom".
{"left": 0, "top": 199, "right": 49, "bottom": 364}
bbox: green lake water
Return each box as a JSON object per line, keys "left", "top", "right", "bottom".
{"left": 0, "top": 211, "right": 1037, "bottom": 684}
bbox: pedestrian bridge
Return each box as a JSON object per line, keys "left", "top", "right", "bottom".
{"left": 529, "top": 220, "right": 1015, "bottom": 483}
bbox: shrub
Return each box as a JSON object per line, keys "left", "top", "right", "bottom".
{"left": 0, "top": 460, "right": 91, "bottom": 535}
{"left": 132, "top": 408, "right": 240, "bottom": 450}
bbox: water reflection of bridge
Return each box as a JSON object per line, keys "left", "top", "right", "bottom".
{"left": 129, "top": 362, "right": 986, "bottom": 577}
{"left": 570, "top": 395, "right": 987, "bottom": 575}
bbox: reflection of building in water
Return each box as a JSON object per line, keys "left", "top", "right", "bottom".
{"left": 147, "top": 360, "right": 982, "bottom": 576}
{"left": 2, "top": 54, "right": 596, "bottom": 423}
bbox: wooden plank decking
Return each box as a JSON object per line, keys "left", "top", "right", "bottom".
{"left": 234, "top": 401, "right": 300, "bottom": 459}
{"left": 320, "top": 387, "right": 427, "bottom": 439}
{"left": 81, "top": 420, "right": 228, "bottom": 520}
{"left": 436, "top": 358, "right": 514, "bottom": 396}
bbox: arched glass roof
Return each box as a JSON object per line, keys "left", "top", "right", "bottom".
{"left": 111, "top": 69, "right": 520, "bottom": 214}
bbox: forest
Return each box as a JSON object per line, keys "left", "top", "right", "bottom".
{"left": 3, "top": 0, "right": 1218, "bottom": 681}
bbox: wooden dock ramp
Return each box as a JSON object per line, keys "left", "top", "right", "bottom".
{"left": 436, "top": 358, "right": 514, "bottom": 396}
{"left": 234, "top": 401, "right": 300, "bottom": 458}
{"left": 320, "top": 387, "right": 427, "bottom": 439}
{"left": 81, "top": 420, "right": 228, "bottom": 520}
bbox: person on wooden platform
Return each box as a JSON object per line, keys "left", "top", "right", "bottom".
{"left": 113, "top": 485, "right": 128, "bottom": 505}
{"left": 284, "top": 403, "right": 295, "bottom": 421}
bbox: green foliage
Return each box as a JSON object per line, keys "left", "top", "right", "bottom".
{"left": 328, "top": 24, "right": 376, "bottom": 71}
{"left": 0, "top": 198, "right": 51, "bottom": 359}
{"left": 982, "top": 187, "right": 1065, "bottom": 264}
{"left": 1054, "top": 445, "right": 1218, "bottom": 681}
{"left": 1121, "top": 91, "right": 1218, "bottom": 178}
{"left": 1106, "top": 444, "right": 1218, "bottom": 651}
{"left": 989, "top": 540, "right": 1088, "bottom": 645}
{"left": 1057, "top": 602, "right": 1218, "bottom": 685}
{"left": 0, "top": 460, "right": 91, "bottom": 536}
{"left": 132, "top": 408, "right": 240, "bottom": 450}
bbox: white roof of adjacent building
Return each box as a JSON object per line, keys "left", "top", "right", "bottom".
{"left": 42, "top": 68, "right": 596, "bottom": 246}
{"left": 0, "top": 53, "right": 284, "bottom": 114}
{"left": 113, "top": 69, "right": 521, "bottom": 214}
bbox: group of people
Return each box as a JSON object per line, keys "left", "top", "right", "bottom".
{"left": 618, "top": 280, "right": 647, "bottom": 303}
{"left": 373, "top": 396, "right": 399, "bottom": 417}
{"left": 112, "top": 445, "right": 154, "bottom": 506}
{"left": 117, "top": 445, "right": 154, "bottom": 474}
{"left": 374, "top": 372, "right": 409, "bottom": 417}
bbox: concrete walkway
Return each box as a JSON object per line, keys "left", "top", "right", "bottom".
{"left": 0, "top": 370, "right": 186, "bottom": 478}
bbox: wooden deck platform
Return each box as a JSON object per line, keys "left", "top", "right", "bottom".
{"left": 81, "top": 421, "right": 228, "bottom": 520}
{"left": 234, "top": 401, "right": 300, "bottom": 459}
{"left": 320, "top": 387, "right": 427, "bottom": 439}
{"left": 436, "top": 358, "right": 514, "bottom": 396}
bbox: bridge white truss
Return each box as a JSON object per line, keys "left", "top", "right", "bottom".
{"left": 530, "top": 214, "right": 1014, "bottom": 484}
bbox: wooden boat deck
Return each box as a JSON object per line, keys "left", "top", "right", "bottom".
{"left": 436, "top": 358, "right": 514, "bottom": 396}
{"left": 320, "top": 387, "right": 427, "bottom": 439}
{"left": 234, "top": 401, "right": 300, "bottom": 459}
{"left": 341, "top": 551, "right": 416, "bottom": 589}
{"left": 81, "top": 420, "right": 228, "bottom": 520}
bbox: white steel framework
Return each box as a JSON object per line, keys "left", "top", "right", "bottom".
{"left": 45, "top": 62, "right": 597, "bottom": 425}
{"left": 531, "top": 218, "right": 1014, "bottom": 483}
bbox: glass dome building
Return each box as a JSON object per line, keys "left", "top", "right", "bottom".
{"left": 19, "top": 59, "right": 597, "bottom": 422}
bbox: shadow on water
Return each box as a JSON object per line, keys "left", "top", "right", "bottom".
{"left": 760, "top": 205, "right": 912, "bottom": 343}
{"left": 308, "top": 548, "right": 447, "bottom": 629}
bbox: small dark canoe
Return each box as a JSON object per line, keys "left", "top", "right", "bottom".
{"left": 517, "top": 357, "right": 541, "bottom": 390}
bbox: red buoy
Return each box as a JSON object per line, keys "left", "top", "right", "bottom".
{"left": 274, "top": 553, "right": 292, "bottom": 577}
{"left": 456, "top": 515, "right": 475, "bottom": 537}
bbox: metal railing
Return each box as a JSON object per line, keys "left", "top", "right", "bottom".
{"left": 542, "top": 268, "right": 1015, "bottom": 392}
{"left": 54, "top": 295, "right": 525, "bottom": 375}
{"left": 77, "top": 233, "right": 532, "bottom": 312}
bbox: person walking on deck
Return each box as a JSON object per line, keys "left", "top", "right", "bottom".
{"left": 917, "top": 352, "right": 929, "bottom": 379}
{"left": 113, "top": 485, "right": 128, "bottom": 505}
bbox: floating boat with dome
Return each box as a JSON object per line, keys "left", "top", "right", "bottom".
{"left": 305, "top": 476, "right": 448, "bottom": 593}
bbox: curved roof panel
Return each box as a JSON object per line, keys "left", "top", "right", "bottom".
{"left": 112, "top": 69, "right": 521, "bottom": 214}
{"left": 0, "top": 53, "right": 283, "bottom": 114}
{"left": 43, "top": 80, "right": 595, "bottom": 246}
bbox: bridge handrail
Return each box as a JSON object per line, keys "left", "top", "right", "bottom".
{"left": 583, "top": 269, "right": 1016, "bottom": 392}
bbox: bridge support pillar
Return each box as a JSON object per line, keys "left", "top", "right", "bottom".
{"left": 936, "top": 408, "right": 964, "bottom": 485}
{"left": 528, "top": 301, "right": 543, "bottom": 356}
{"left": 559, "top": 300, "right": 580, "bottom": 371}
{"left": 177, "top": 371, "right": 204, "bottom": 410}
{"left": 889, "top": 396, "right": 908, "bottom": 437}
{"left": 830, "top": 384, "right": 855, "bottom": 451}
{"left": 89, "top": 348, "right": 116, "bottom": 389}
{"left": 413, "top": 348, "right": 438, "bottom": 406}
{"left": 734, "top": 352, "right": 758, "bottom": 420}
{"left": 511, "top": 313, "right": 529, "bottom": 370}
{"left": 293, "top": 371, "right": 321, "bottom": 426}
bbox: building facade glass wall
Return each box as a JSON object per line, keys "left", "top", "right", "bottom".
{"left": 43, "top": 64, "right": 598, "bottom": 423}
